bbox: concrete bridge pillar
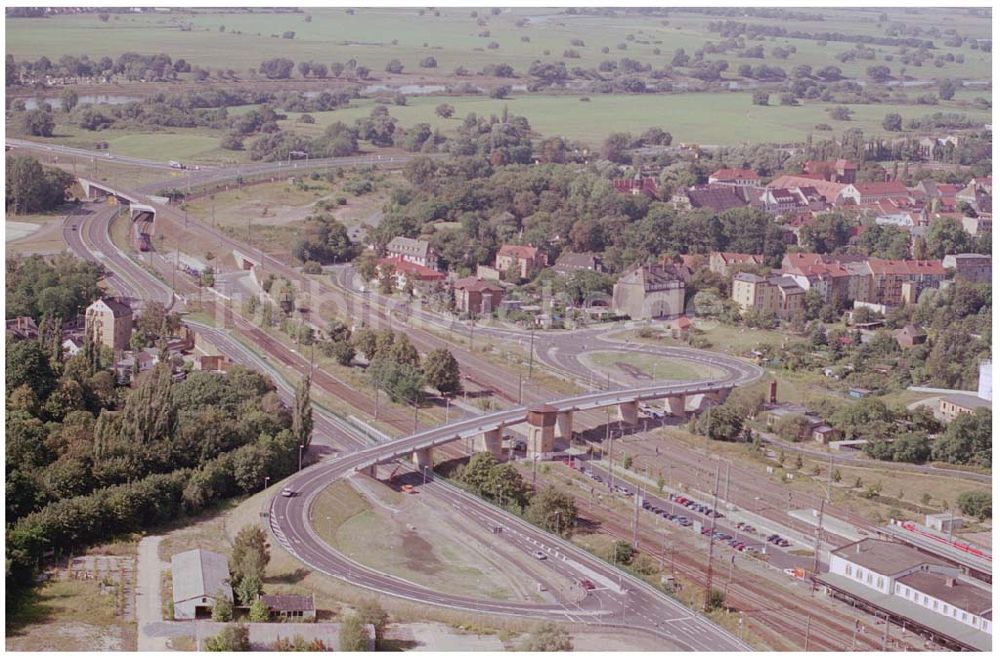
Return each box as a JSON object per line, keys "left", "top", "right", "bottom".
{"left": 411, "top": 447, "right": 433, "bottom": 470}
{"left": 664, "top": 395, "right": 686, "bottom": 416}
{"left": 556, "top": 411, "right": 574, "bottom": 441}
{"left": 527, "top": 404, "right": 557, "bottom": 457}
{"left": 617, "top": 400, "right": 639, "bottom": 426}
{"left": 476, "top": 428, "right": 504, "bottom": 459}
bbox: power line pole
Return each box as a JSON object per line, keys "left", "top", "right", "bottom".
{"left": 632, "top": 485, "right": 641, "bottom": 549}
{"left": 812, "top": 498, "right": 826, "bottom": 583}
{"left": 805, "top": 615, "right": 811, "bottom": 651}
{"left": 527, "top": 325, "right": 535, "bottom": 380}
{"left": 704, "top": 463, "right": 721, "bottom": 611}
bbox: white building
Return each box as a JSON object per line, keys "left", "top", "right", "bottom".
{"left": 171, "top": 549, "right": 232, "bottom": 620}
{"left": 385, "top": 236, "right": 439, "bottom": 270}
{"left": 978, "top": 360, "right": 991, "bottom": 402}
{"left": 818, "top": 539, "right": 991, "bottom": 651}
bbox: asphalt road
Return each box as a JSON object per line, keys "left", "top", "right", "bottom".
{"left": 62, "top": 192, "right": 753, "bottom": 650}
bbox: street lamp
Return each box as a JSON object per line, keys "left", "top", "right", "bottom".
{"left": 298, "top": 444, "right": 304, "bottom": 471}
{"left": 264, "top": 476, "right": 270, "bottom": 490}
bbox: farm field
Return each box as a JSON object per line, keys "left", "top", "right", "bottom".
{"left": 287, "top": 92, "right": 992, "bottom": 147}
{"left": 6, "top": 7, "right": 989, "bottom": 85}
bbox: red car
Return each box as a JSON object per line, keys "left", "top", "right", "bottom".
{"left": 580, "top": 579, "right": 596, "bottom": 591}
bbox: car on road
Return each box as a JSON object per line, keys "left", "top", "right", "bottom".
{"left": 280, "top": 487, "right": 295, "bottom": 497}
{"left": 579, "top": 579, "right": 596, "bottom": 591}
{"left": 533, "top": 550, "right": 547, "bottom": 560}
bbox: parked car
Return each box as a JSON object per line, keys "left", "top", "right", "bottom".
{"left": 580, "top": 579, "right": 596, "bottom": 591}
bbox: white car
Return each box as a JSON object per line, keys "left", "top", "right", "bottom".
{"left": 533, "top": 550, "right": 547, "bottom": 560}
{"left": 280, "top": 487, "right": 295, "bottom": 498}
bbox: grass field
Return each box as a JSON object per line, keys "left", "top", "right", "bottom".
{"left": 286, "top": 92, "right": 992, "bottom": 147}
{"left": 6, "top": 8, "right": 990, "bottom": 82}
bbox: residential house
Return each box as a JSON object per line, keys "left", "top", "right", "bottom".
{"left": 552, "top": 251, "right": 605, "bottom": 275}
{"left": 669, "top": 315, "right": 693, "bottom": 339}
{"left": 780, "top": 252, "right": 855, "bottom": 303}
{"left": 673, "top": 186, "right": 747, "bottom": 213}
{"left": 171, "top": 549, "right": 233, "bottom": 620}
{"left": 495, "top": 244, "right": 548, "bottom": 280}
{"left": 731, "top": 273, "right": 805, "bottom": 319}
{"left": 6, "top": 316, "right": 39, "bottom": 341}
{"left": 960, "top": 214, "right": 992, "bottom": 236}
{"left": 767, "top": 175, "right": 847, "bottom": 206}
{"left": 709, "top": 252, "right": 765, "bottom": 276}
{"left": 841, "top": 181, "right": 911, "bottom": 206}
{"left": 61, "top": 336, "right": 84, "bottom": 357}
{"left": 259, "top": 594, "right": 316, "bottom": 621}
{"left": 802, "top": 159, "right": 858, "bottom": 184}
{"left": 893, "top": 325, "right": 927, "bottom": 348}
{"left": 955, "top": 180, "right": 993, "bottom": 219}
{"left": 708, "top": 168, "right": 760, "bottom": 187}
{"left": 85, "top": 297, "right": 133, "bottom": 352}
{"left": 867, "top": 258, "right": 946, "bottom": 306}
{"left": 376, "top": 256, "right": 446, "bottom": 292}
{"left": 452, "top": 277, "right": 505, "bottom": 316}
{"left": 816, "top": 538, "right": 991, "bottom": 651}
{"left": 938, "top": 394, "right": 991, "bottom": 423}
{"left": 611, "top": 263, "right": 686, "bottom": 320}
{"left": 942, "top": 254, "right": 991, "bottom": 284}
{"left": 385, "top": 236, "right": 439, "bottom": 270}
{"left": 612, "top": 175, "right": 659, "bottom": 199}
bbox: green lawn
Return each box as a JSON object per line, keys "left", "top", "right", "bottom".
{"left": 287, "top": 92, "right": 992, "bottom": 147}
{"left": 6, "top": 8, "right": 989, "bottom": 86}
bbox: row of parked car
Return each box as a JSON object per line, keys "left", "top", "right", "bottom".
{"left": 642, "top": 500, "right": 695, "bottom": 527}
{"left": 668, "top": 493, "right": 724, "bottom": 519}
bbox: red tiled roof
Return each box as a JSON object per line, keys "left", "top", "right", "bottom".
{"left": 453, "top": 276, "right": 504, "bottom": 292}
{"left": 853, "top": 180, "right": 910, "bottom": 197}
{"left": 867, "top": 258, "right": 945, "bottom": 276}
{"left": 716, "top": 252, "right": 764, "bottom": 265}
{"left": 498, "top": 244, "right": 541, "bottom": 260}
{"left": 769, "top": 175, "right": 846, "bottom": 203}
{"left": 710, "top": 168, "right": 759, "bottom": 181}
{"left": 378, "top": 257, "right": 445, "bottom": 281}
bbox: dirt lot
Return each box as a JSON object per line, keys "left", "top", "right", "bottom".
{"left": 313, "top": 475, "right": 553, "bottom": 603}
{"left": 5, "top": 208, "right": 73, "bottom": 256}
{"left": 6, "top": 540, "right": 137, "bottom": 652}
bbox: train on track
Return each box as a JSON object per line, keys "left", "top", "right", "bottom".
{"left": 132, "top": 221, "right": 151, "bottom": 252}
{"left": 899, "top": 521, "right": 992, "bottom": 561}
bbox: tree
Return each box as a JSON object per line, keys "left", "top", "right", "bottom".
{"left": 355, "top": 599, "right": 389, "bottom": 648}
{"left": 205, "top": 623, "right": 248, "bottom": 651}
{"left": 248, "top": 598, "right": 270, "bottom": 622}
{"left": 525, "top": 485, "right": 577, "bottom": 536}
{"left": 519, "top": 622, "right": 573, "bottom": 651}
{"left": 932, "top": 408, "right": 991, "bottom": 467}
{"left": 230, "top": 525, "right": 270, "bottom": 593}
{"left": 60, "top": 88, "right": 78, "bottom": 113}
{"left": 422, "top": 348, "right": 461, "bottom": 395}
{"left": 610, "top": 539, "right": 634, "bottom": 565}
{"left": 828, "top": 106, "right": 853, "bottom": 121}
{"left": 326, "top": 339, "right": 356, "bottom": 366}
{"left": 292, "top": 374, "right": 313, "bottom": 448}
{"left": 385, "top": 58, "right": 404, "bottom": 74}
{"left": 419, "top": 56, "right": 437, "bottom": 68}
{"left": 706, "top": 588, "right": 726, "bottom": 611}
{"left": 339, "top": 614, "right": 370, "bottom": 651}
{"left": 6, "top": 155, "right": 74, "bottom": 214}
{"left": 752, "top": 90, "right": 770, "bottom": 106}
{"left": 866, "top": 65, "right": 892, "bottom": 83}
{"left": 435, "top": 103, "right": 455, "bottom": 119}
{"left": 882, "top": 113, "right": 903, "bottom": 132}
{"left": 23, "top": 109, "right": 54, "bottom": 137}
{"left": 259, "top": 57, "right": 294, "bottom": 79}
{"left": 211, "top": 594, "right": 234, "bottom": 622}
{"left": 234, "top": 573, "right": 262, "bottom": 606}
{"left": 6, "top": 339, "right": 57, "bottom": 398}
{"left": 938, "top": 78, "right": 958, "bottom": 101}
{"left": 925, "top": 216, "right": 970, "bottom": 258}
{"left": 957, "top": 490, "right": 991, "bottom": 521}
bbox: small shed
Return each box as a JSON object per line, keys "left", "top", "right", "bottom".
{"left": 260, "top": 593, "right": 316, "bottom": 621}
{"left": 171, "top": 549, "right": 233, "bottom": 620}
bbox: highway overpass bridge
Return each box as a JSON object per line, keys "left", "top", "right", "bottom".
{"left": 354, "top": 378, "right": 738, "bottom": 472}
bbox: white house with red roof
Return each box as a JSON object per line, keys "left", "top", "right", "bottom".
{"left": 708, "top": 168, "right": 760, "bottom": 188}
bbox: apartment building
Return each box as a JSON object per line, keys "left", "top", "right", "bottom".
{"left": 85, "top": 297, "right": 133, "bottom": 352}
{"left": 731, "top": 273, "right": 805, "bottom": 318}
{"left": 385, "top": 236, "right": 439, "bottom": 270}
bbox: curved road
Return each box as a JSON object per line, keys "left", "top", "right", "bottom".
{"left": 62, "top": 195, "right": 758, "bottom": 650}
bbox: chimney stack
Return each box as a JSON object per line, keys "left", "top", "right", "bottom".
{"left": 945, "top": 577, "right": 956, "bottom": 588}
{"left": 768, "top": 380, "right": 778, "bottom": 405}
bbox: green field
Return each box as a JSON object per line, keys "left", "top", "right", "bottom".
{"left": 6, "top": 7, "right": 990, "bottom": 84}
{"left": 287, "top": 92, "right": 993, "bottom": 147}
